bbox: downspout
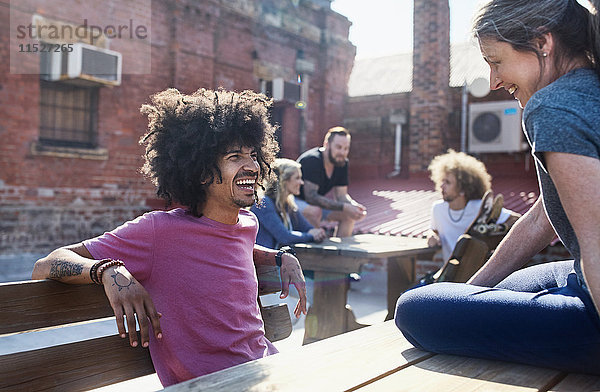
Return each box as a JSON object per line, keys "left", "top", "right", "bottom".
{"left": 460, "top": 81, "right": 468, "bottom": 152}
{"left": 387, "top": 111, "right": 407, "bottom": 178}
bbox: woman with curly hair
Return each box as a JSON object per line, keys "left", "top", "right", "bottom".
{"left": 252, "top": 158, "right": 326, "bottom": 249}
{"left": 33, "top": 88, "right": 307, "bottom": 387}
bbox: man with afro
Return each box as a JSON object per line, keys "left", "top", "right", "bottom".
{"left": 33, "top": 88, "right": 307, "bottom": 387}
{"left": 427, "top": 149, "right": 519, "bottom": 262}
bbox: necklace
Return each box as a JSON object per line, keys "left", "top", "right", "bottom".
{"left": 448, "top": 206, "right": 466, "bottom": 223}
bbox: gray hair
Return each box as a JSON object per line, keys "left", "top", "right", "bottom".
{"left": 473, "top": 0, "right": 600, "bottom": 78}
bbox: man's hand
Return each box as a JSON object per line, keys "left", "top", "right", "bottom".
{"left": 343, "top": 202, "right": 367, "bottom": 221}
{"left": 427, "top": 232, "right": 441, "bottom": 247}
{"left": 308, "top": 227, "right": 327, "bottom": 242}
{"left": 279, "top": 253, "right": 307, "bottom": 318}
{"left": 101, "top": 265, "right": 162, "bottom": 348}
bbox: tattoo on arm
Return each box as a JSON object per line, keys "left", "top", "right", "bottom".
{"left": 49, "top": 260, "right": 84, "bottom": 278}
{"left": 304, "top": 181, "right": 344, "bottom": 211}
{"left": 253, "top": 246, "right": 276, "bottom": 266}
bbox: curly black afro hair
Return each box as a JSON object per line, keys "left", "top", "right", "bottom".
{"left": 139, "top": 88, "right": 279, "bottom": 216}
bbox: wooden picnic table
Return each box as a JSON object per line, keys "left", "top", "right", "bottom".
{"left": 161, "top": 320, "right": 600, "bottom": 392}
{"left": 292, "top": 234, "right": 436, "bottom": 344}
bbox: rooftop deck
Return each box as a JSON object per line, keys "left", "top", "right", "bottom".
{"left": 349, "top": 176, "right": 539, "bottom": 238}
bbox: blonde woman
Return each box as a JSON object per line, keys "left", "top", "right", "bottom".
{"left": 252, "top": 158, "right": 326, "bottom": 249}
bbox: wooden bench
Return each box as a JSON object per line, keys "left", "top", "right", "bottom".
{"left": 0, "top": 265, "right": 291, "bottom": 391}
{"left": 159, "top": 320, "right": 600, "bottom": 391}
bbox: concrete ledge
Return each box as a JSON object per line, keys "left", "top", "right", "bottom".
{"left": 31, "top": 142, "right": 109, "bottom": 160}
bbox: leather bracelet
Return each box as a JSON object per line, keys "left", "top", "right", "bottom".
{"left": 275, "top": 246, "right": 296, "bottom": 267}
{"left": 96, "top": 259, "right": 125, "bottom": 285}
{"left": 89, "top": 258, "right": 113, "bottom": 284}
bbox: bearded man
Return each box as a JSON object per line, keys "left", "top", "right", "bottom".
{"left": 295, "top": 126, "right": 366, "bottom": 237}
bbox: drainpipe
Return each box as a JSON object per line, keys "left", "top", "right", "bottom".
{"left": 298, "top": 73, "right": 309, "bottom": 154}
{"left": 460, "top": 81, "right": 468, "bottom": 152}
{"left": 387, "top": 111, "right": 407, "bottom": 178}
{"left": 296, "top": 56, "right": 315, "bottom": 155}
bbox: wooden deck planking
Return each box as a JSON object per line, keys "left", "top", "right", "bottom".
{"left": 162, "top": 321, "right": 433, "bottom": 392}
{"left": 357, "top": 354, "right": 564, "bottom": 392}
{"left": 349, "top": 177, "right": 538, "bottom": 239}
{"left": 549, "top": 373, "right": 600, "bottom": 391}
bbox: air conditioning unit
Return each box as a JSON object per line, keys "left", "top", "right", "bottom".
{"left": 468, "top": 100, "right": 525, "bottom": 153}
{"left": 40, "top": 42, "right": 122, "bottom": 86}
{"left": 260, "top": 78, "right": 301, "bottom": 102}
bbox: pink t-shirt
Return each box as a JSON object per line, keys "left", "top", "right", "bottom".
{"left": 83, "top": 208, "right": 277, "bottom": 386}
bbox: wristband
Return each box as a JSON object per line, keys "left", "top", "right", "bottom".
{"left": 89, "top": 258, "right": 113, "bottom": 284}
{"left": 95, "top": 259, "right": 125, "bottom": 285}
{"left": 275, "top": 246, "right": 296, "bottom": 267}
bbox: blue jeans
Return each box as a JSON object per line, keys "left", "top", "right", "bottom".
{"left": 295, "top": 198, "right": 332, "bottom": 220}
{"left": 395, "top": 260, "right": 600, "bottom": 375}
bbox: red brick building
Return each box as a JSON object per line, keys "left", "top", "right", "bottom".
{"left": 0, "top": 0, "right": 355, "bottom": 254}
{"left": 344, "top": 0, "right": 536, "bottom": 182}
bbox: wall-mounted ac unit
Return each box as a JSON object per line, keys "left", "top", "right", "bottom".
{"left": 468, "top": 100, "right": 525, "bottom": 153}
{"left": 41, "top": 43, "right": 122, "bottom": 86}
{"left": 260, "top": 78, "right": 301, "bottom": 102}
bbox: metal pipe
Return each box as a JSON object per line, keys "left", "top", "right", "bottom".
{"left": 460, "top": 82, "right": 468, "bottom": 152}
{"left": 394, "top": 123, "right": 402, "bottom": 172}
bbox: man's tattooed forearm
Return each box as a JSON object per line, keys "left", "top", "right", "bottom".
{"left": 253, "top": 248, "right": 274, "bottom": 265}
{"left": 49, "top": 260, "right": 84, "bottom": 278}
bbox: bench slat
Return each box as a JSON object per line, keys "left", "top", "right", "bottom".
{"left": 0, "top": 334, "right": 155, "bottom": 392}
{"left": 256, "top": 265, "right": 282, "bottom": 295}
{"left": 161, "top": 321, "right": 433, "bottom": 392}
{"left": 0, "top": 267, "right": 283, "bottom": 336}
{"left": 550, "top": 373, "right": 600, "bottom": 391}
{"left": 0, "top": 268, "right": 291, "bottom": 392}
{"left": 260, "top": 304, "right": 292, "bottom": 342}
{"left": 357, "top": 354, "right": 564, "bottom": 392}
{"left": 0, "top": 280, "right": 113, "bottom": 335}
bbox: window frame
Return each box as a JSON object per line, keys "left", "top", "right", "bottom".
{"left": 38, "top": 79, "right": 100, "bottom": 149}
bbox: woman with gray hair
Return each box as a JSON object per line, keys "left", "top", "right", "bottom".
{"left": 396, "top": 0, "right": 600, "bottom": 374}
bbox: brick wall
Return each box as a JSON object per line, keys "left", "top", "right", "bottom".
{"left": 0, "top": 0, "right": 354, "bottom": 255}
{"left": 342, "top": 0, "right": 452, "bottom": 179}
{"left": 344, "top": 93, "right": 410, "bottom": 181}
{"left": 409, "top": 0, "right": 450, "bottom": 173}
{"left": 343, "top": 0, "right": 531, "bottom": 182}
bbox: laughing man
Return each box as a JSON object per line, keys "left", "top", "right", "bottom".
{"left": 32, "top": 88, "right": 307, "bottom": 387}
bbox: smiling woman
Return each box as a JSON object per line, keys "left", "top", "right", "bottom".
{"left": 251, "top": 158, "right": 326, "bottom": 250}
{"left": 474, "top": 0, "right": 598, "bottom": 107}
{"left": 395, "top": 0, "right": 600, "bottom": 377}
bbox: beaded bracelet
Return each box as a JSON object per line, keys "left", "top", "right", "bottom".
{"left": 89, "top": 258, "right": 113, "bottom": 285}
{"left": 96, "top": 260, "right": 125, "bottom": 285}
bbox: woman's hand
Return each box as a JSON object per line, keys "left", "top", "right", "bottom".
{"left": 309, "top": 228, "right": 327, "bottom": 242}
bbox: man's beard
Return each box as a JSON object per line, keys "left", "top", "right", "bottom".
{"left": 233, "top": 191, "right": 257, "bottom": 208}
{"left": 328, "top": 149, "right": 346, "bottom": 167}
{"left": 442, "top": 192, "right": 454, "bottom": 202}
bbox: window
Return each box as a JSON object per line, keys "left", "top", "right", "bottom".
{"left": 39, "top": 80, "right": 99, "bottom": 148}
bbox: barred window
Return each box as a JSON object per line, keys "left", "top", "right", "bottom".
{"left": 39, "top": 80, "right": 99, "bottom": 148}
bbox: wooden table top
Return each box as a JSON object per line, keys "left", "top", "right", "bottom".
{"left": 293, "top": 233, "right": 433, "bottom": 259}
{"left": 162, "top": 320, "right": 600, "bottom": 392}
